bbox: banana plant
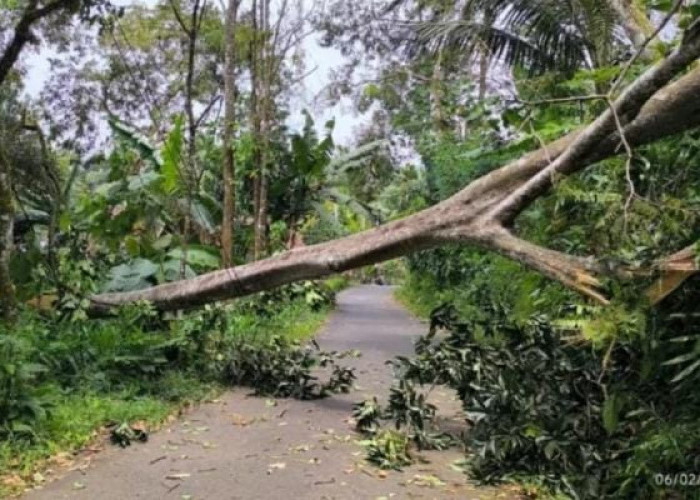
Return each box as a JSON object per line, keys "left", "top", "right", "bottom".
{"left": 270, "top": 110, "right": 388, "bottom": 244}
{"left": 73, "top": 117, "right": 221, "bottom": 292}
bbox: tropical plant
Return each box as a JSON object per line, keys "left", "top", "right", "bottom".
{"left": 405, "top": 0, "right": 624, "bottom": 73}
{"left": 270, "top": 111, "right": 389, "bottom": 244}
{"left": 0, "top": 336, "right": 50, "bottom": 440}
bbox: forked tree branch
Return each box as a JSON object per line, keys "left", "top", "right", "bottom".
{"left": 88, "top": 51, "right": 700, "bottom": 315}
{"left": 488, "top": 21, "right": 700, "bottom": 225}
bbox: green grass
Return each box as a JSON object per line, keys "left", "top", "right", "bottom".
{"left": 394, "top": 275, "right": 445, "bottom": 319}
{"left": 324, "top": 275, "right": 351, "bottom": 294}
{"left": 0, "top": 296, "right": 334, "bottom": 497}
{"left": 0, "top": 379, "right": 216, "bottom": 496}
{"left": 229, "top": 300, "right": 332, "bottom": 345}
{"left": 1, "top": 392, "right": 172, "bottom": 474}
{"left": 278, "top": 303, "right": 331, "bottom": 341}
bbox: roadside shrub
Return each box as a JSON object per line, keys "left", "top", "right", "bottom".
{"left": 241, "top": 280, "right": 335, "bottom": 317}
{"left": 380, "top": 300, "right": 700, "bottom": 499}
{"left": 0, "top": 335, "right": 51, "bottom": 441}
{"left": 0, "top": 279, "right": 340, "bottom": 453}
{"left": 223, "top": 335, "right": 356, "bottom": 399}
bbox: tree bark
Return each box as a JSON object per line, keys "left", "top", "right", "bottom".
{"left": 221, "top": 0, "right": 239, "bottom": 268}
{"left": 430, "top": 49, "right": 448, "bottom": 133}
{"left": 180, "top": 0, "right": 201, "bottom": 171}
{"left": 254, "top": 0, "right": 272, "bottom": 259}
{"left": 88, "top": 39, "right": 700, "bottom": 315}
{"left": 170, "top": 0, "right": 205, "bottom": 277}
{"left": 0, "top": 0, "right": 76, "bottom": 87}
{"left": 0, "top": 147, "right": 16, "bottom": 322}
{"left": 249, "top": 0, "right": 264, "bottom": 260}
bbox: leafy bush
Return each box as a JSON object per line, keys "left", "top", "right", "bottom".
{"left": 223, "top": 336, "right": 355, "bottom": 399}
{"left": 380, "top": 300, "right": 700, "bottom": 499}
{"left": 359, "top": 430, "right": 413, "bottom": 470}
{"left": 240, "top": 280, "right": 335, "bottom": 317}
{"left": 0, "top": 336, "right": 51, "bottom": 440}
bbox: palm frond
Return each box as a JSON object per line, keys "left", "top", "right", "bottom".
{"left": 405, "top": 0, "right": 619, "bottom": 73}
{"left": 108, "top": 117, "right": 163, "bottom": 168}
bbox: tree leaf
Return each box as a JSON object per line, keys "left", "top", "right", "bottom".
{"left": 161, "top": 116, "right": 184, "bottom": 194}
{"left": 167, "top": 246, "right": 220, "bottom": 269}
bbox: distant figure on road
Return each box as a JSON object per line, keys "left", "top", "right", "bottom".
{"left": 373, "top": 264, "right": 385, "bottom": 285}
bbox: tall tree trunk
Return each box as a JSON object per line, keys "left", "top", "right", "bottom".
{"left": 478, "top": 46, "right": 488, "bottom": 100}
{"left": 256, "top": 0, "right": 271, "bottom": 258}
{"left": 477, "top": 9, "right": 494, "bottom": 101}
{"left": 221, "top": 0, "right": 239, "bottom": 268}
{"left": 430, "top": 48, "right": 448, "bottom": 133}
{"left": 88, "top": 37, "right": 700, "bottom": 315}
{"left": 0, "top": 146, "right": 16, "bottom": 322}
{"left": 249, "top": 0, "right": 264, "bottom": 260}
{"left": 178, "top": 0, "right": 203, "bottom": 277}
{"left": 183, "top": 0, "right": 200, "bottom": 172}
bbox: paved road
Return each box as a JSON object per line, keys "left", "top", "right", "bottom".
{"left": 25, "top": 285, "right": 508, "bottom": 500}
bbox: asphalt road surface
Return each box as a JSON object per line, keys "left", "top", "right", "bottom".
{"left": 25, "top": 285, "right": 513, "bottom": 500}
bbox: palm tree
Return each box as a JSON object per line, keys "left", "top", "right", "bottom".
{"left": 396, "top": 0, "right": 633, "bottom": 74}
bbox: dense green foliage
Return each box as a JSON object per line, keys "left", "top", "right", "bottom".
{"left": 3, "top": 0, "right": 700, "bottom": 498}
{"left": 381, "top": 299, "right": 700, "bottom": 498}
{"left": 329, "top": 4, "right": 700, "bottom": 496}
{"left": 381, "top": 67, "right": 700, "bottom": 499}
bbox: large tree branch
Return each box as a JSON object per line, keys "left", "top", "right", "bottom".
{"left": 0, "top": 0, "right": 74, "bottom": 86}
{"left": 89, "top": 213, "right": 441, "bottom": 314}
{"left": 487, "top": 21, "right": 700, "bottom": 224}
{"left": 473, "top": 226, "right": 611, "bottom": 305}
{"left": 88, "top": 52, "right": 700, "bottom": 315}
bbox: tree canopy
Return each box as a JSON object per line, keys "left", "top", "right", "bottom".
{"left": 2, "top": 1, "right": 700, "bottom": 497}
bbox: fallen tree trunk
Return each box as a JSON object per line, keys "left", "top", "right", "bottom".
{"left": 89, "top": 27, "right": 700, "bottom": 315}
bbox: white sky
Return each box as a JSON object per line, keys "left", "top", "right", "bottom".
{"left": 22, "top": 0, "right": 368, "bottom": 146}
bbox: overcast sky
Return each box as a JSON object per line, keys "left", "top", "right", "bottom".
{"left": 22, "top": 0, "right": 368, "bottom": 146}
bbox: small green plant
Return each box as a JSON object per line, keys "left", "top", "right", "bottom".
{"left": 353, "top": 397, "right": 383, "bottom": 435}
{"left": 359, "top": 430, "right": 413, "bottom": 470}
{"left": 0, "top": 336, "right": 51, "bottom": 441}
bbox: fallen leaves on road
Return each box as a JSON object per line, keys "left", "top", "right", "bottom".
{"left": 406, "top": 474, "right": 446, "bottom": 488}
{"left": 230, "top": 413, "right": 255, "bottom": 426}
{"left": 165, "top": 473, "right": 191, "bottom": 480}
{"left": 267, "top": 462, "right": 286, "bottom": 474}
